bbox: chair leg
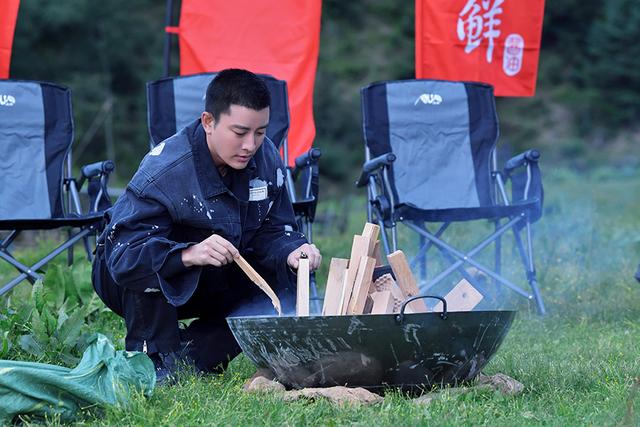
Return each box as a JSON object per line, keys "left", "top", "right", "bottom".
{"left": 405, "top": 217, "right": 533, "bottom": 299}
{"left": 419, "top": 234, "right": 426, "bottom": 283}
{"left": 0, "top": 232, "right": 31, "bottom": 281}
{"left": 512, "top": 221, "right": 546, "bottom": 314}
{"left": 0, "top": 227, "right": 92, "bottom": 296}
{"left": 494, "top": 219, "right": 502, "bottom": 283}
{"left": 0, "top": 230, "right": 20, "bottom": 250}
{"left": 437, "top": 245, "right": 491, "bottom": 296}
{"left": 67, "top": 229, "right": 74, "bottom": 266}
{"left": 82, "top": 234, "right": 94, "bottom": 262}
{"left": 0, "top": 249, "right": 43, "bottom": 283}
{"left": 525, "top": 222, "right": 545, "bottom": 314}
{"left": 390, "top": 221, "right": 398, "bottom": 253}
{"left": 306, "top": 220, "right": 313, "bottom": 243}
{"left": 378, "top": 220, "right": 392, "bottom": 256}
{"left": 309, "top": 271, "right": 322, "bottom": 314}
{"left": 410, "top": 222, "right": 450, "bottom": 284}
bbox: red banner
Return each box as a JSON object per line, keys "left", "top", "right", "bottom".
{"left": 416, "top": 0, "right": 545, "bottom": 97}
{"left": 174, "top": 0, "right": 322, "bottom": 165}
{"left": 0, "top": 0, "right": 20, "bottom": 79}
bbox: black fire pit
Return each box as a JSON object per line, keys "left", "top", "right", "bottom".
{"left": 226, "top": 296, "right": 516, "bottom": 391}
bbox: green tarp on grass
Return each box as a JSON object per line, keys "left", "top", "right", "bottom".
{"left": 0, "top": 334, "right": 155, "bottom": 423}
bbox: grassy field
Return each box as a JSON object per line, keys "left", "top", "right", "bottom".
{"left": 1, "top": 167, "right": 639, "bottom": 426}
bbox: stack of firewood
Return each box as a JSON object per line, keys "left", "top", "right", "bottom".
{"left": 315, "top": 222, "right": 425, "bottom": 315}
{"left": 295, "top": 222, "right": 484, "bottom": 316}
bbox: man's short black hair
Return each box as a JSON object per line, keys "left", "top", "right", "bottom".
{"left": 205, "top": 68, "right": 271, "bottom": 123}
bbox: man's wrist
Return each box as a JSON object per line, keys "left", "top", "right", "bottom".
{"left": 181, "top": 247, "right": 193, "bottom": 267}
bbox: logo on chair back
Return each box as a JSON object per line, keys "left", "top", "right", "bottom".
{"left": 414, "top": 93, "right": 442, "bottom": 106}
{"left": 0, "top": 95, "right": 16, "bottom": 107}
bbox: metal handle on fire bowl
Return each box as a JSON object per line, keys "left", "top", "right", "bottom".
{"left": 396, "top": 295, "right": 448, "bottom": 324}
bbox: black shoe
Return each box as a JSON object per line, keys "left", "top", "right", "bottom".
{"left": 635, "top": 264, "right": 640, "bottom": 283}
{"left": 148, "top": 352, "right": 180, "bottom": 386}
{"left": 148, "top": 344, "right": 195, "bottom": 386}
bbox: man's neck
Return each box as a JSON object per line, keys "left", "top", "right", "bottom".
{"left": 206, "top": 139, "right": 228, "bottom": 176}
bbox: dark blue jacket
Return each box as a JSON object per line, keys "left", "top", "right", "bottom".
{"left": 98, "top": 120, "right": 306, "bottom": 306}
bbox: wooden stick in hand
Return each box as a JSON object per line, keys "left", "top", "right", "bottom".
{"left": 234, "top": 254, "right": 282, "bottom": 315}
{"left": 296, "top": 253, "right": 310, "bottom": 316}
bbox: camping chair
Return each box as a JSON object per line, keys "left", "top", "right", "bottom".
{"left": 146, "top": 72, "right": 322, "bottom": 310}
{"left": 0, "top": 80, "right": 114, "bottom": 296}
{"left": 356, "top": 79, "right": 546, "bottom": 314}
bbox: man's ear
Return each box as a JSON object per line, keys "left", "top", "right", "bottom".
{"left": 201, "top": 111, "right": 215, "bottom": 133}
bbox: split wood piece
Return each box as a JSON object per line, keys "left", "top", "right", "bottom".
{"left": 322, "top": 258, "right": 349, "bottom": 315}
{"left": 392, "top": 293, "right": 417, "bottom": 313}
{"left": 387, "top": 250, "right": 428, "bottom": 313}
{"left": 363, "top": 294, "right": 374, "bottom": 314}
{"left": 374, "top": 273, "right": 408, "bottom": 313}
{"left": 296, "top": 256, "right": 310, "bottom": 316}
{"left": 373, "top": 273, "right": 395, "bottom": 292}
{"left": 362, "top": 223, "right": 380, "bottom": 257}
{"left": 234, "top": 254, "right": 282, "bottom": 315}
{"left": 432, "top": 279, "right": 483, "bottom": 313}
{"left": 347, "top": 256, "right": 377, "bottom": 314}
{"left": 338, "top": 235, "right": 369, "bottom": 314}
{"left": 372, "top": 240, "right": 383, "bottom": 266}
{"left": 370, "top": 291, "right": 394, "bottom": 314}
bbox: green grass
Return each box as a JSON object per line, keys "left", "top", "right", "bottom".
{"left": 2, "top": 168, "right": 640, "bottom": 426}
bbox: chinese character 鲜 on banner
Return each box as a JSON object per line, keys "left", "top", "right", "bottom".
{"left": 416, "top": 0, "right": 545, "bottom": 96}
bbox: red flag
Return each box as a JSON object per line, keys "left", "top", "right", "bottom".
{"left": 416, "top": 0, "right": 545, "bottom": 97}
{"left": 0, "top": 0, "right": 20, "bottom": 79}
{"left": 174, "top": 0, "right": 322, "bottom": 165}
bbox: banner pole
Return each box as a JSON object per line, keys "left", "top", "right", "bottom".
{"left": 162, "top": 0, "right": 174, "bottom": 77}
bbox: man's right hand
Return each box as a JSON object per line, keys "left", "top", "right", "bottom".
{"left": 181, "top": 234, "right": 239, "bottom": 267}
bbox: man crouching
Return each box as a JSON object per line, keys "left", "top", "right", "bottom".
{"left": 92, "top": 69, "right": 321, "bottom": 384}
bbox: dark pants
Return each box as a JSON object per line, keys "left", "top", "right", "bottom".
{"left": 92, "top": 254, "right": 293, "bottom": 373}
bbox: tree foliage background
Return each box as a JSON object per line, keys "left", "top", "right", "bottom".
{"left": 9, "top": 0, "right": 640, "bottom": 184}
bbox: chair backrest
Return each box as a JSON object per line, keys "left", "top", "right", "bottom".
{"left": 146, "top": 72, "right": 290, "bottom": 149}
{"left": 0, "top": 80, "right": 73, "bottom": 220}
{"left": 361, "top": 79, "right": 498, "bottom": 210}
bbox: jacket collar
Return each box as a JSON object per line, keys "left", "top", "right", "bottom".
{"left": 188, "top": 120, "right": 257, "bottom": 200}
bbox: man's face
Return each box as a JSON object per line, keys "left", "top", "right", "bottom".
{"left": 202, "top": 104, "right": 270, "bottom": 170}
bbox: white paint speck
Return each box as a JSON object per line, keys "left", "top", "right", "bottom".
{"left": 276, "top": 168, "right": 284, "bottom": 187}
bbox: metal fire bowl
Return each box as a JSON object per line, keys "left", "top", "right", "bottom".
{"left": 227, "top": 296, "right": 516, "bottom": 391}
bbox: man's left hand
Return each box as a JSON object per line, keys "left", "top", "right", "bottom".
{"left": 287, "top": 243, "right": 322, "bottom": 271}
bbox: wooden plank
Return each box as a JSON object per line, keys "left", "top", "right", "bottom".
{"left": 347, "top": 256, "right": 376, "bottom": 314}
{"left": 373, "top": 273, "right": 410, "bottom": 313}
{"left": 387, "top": 250, "right": 427, "bottom": 312}
{"left": 363, "top": 294, "right": 374, "bottom": 314}
{"left": 338, "top": 235, "right": 369, "bottom": 314}
{"left": 373, "top": 273, "right": 395, "bottom": 292}
{"left": 322, "top": 258, "right": 349, "bottom": 315}
{"left": 389, "top": 285, "right": 406, "bottom": 302}
{"left": 370, "top": 291, "right": 394, "bottom": 314}
{"left": 296, "top": 256, "right": 310, "bottom": 316}
{"left": 234, "top": 254, "right": 282, "bottom": 315}
{"left": 362, "top": 223, "right": 381, "bottom": 257}
{"left": 372, "top": 240, "right": 383, "bottom": 266}
{"left": 433, "top": 279, "right": 483, "bottom": 312}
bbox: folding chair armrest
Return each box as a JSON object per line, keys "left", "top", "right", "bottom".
{"left": 292, "top": 148, "right": 321, "bottom": 178}
{"left": 78, "top": 160, "right": 115, "bottom": 190}
{"left": 356, "top": 153, "right": 396, "bottom": 187}
{"left": 503, "top": 149, "right": 540, "bottom": 176}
